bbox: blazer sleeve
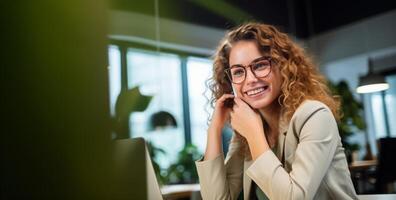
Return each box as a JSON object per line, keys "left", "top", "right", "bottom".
{"left": 246, "top": 107, "right": 339, "bottom": 200}
{"left": 195, "top": 134, "right": 245, "bottom": 200}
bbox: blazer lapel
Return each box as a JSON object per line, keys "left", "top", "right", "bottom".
{"left": 243, "top": 158, "right": 253, "bottom": 200}
{"left": 278, "top": 118, "right": 289, "bottom": 165}
{"left": 242, "top": 118, "right": 290, "bottom": 200}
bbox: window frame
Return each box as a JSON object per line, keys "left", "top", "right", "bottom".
{"left": 109, "top": 39, "right": 212, "bottom": 146}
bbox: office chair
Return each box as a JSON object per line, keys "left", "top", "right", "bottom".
{"left": 375, "top": 137, "right": 396, "bottom": 193}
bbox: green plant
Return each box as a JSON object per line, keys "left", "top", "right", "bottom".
{"left": 146, "top": 141, "right": 168, "bottom": 185}
{"left": 113, "top": 86, "right": 152, "bottom": 139}
{"left": 164, "top": 144, "right": 201, "bottom": 184}
{"left": 328, "top": 80, "right": 366, "bottom": 158}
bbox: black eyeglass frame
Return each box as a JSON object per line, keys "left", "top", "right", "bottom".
{"left": 224, "top": 56, "right": 272, "bottom": 84}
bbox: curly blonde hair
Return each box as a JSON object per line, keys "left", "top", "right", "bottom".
{"left": 209, "top": 22, "right": 340, "bottom": 121}
{"left": 208, "top": 23, "right": 340, "bottom": 155}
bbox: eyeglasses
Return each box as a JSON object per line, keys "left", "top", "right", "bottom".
{"left": 225, "top": 56, "right": 272, "bottom": 84}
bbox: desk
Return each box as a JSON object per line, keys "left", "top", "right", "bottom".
{"left": 161, "top": 184, "right": 200, "bottom": 200}
{"left": 349, "top": 160, "right": 377, "bottom": 194}
{"left": 161, "top": 183, "right": 396, "bottom": 200}
{"left": 358, "top": 194, "right": 396, "bottom": 200}
{"left": 349, "top": 160, "right": 377, "bottom": 170}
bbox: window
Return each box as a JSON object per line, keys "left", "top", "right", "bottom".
{"left": 385, "top": 75, "right": 396, "bottom": 136}
{"left": 371, "top": 94, "right": 387, "bottom": 138}
{"left": 370, "top": 74, "right": 396, "bottom": 138}
{"left": 127, "top": 49, "right": 185, "bottom": 168}
{"left": 107, "top": 44, "right": 217, "bottom": 169}
{"left": 107, "top": 45, "right": 121, "bottom": 117}
{"left": 186, "top": 57, "right": 213, "bottom": 153}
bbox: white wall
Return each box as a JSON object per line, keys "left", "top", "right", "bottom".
{"left": 108, "top": 10, "right": 226, "bottom": 56}
{"left": 307, "top": 10, "right": 396, "bottom": 64}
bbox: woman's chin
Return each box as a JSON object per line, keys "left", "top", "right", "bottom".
{"left": 245, "top": 98, "right": 273, "bottom": 109}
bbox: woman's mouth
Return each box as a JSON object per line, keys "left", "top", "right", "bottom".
{"left": 245, "top": 85, "right": 270, "bottom": 97}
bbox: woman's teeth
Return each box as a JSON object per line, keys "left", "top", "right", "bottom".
{"left": 246, "top": 86, "right": 268, "bottom": 96}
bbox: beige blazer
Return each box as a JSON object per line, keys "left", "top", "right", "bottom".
{"left": 196, "top": 100, "right": 358, "bottom": 200}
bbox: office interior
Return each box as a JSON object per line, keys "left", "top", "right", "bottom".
{"left": 3, "top": 0, "right": 396, "bottom": 199}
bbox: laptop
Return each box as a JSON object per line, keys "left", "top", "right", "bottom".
{"left": 112, "top": 137, "right": 163, "bottom": 200}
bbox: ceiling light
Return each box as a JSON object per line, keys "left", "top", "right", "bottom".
{"left": 356, "top": 59, "right": 389, "bottom": 94}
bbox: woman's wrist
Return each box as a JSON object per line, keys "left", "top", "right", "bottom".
{"left": 204, "top": 124, "right": 223, "bottom": 161}
{"left": 246, "top": 129, "right": 270, "bottom": 160}
{"left": 208, "top": 122, "right": 223, "bottom": 136}
{"left": 245, "top": 127, "right": 265, "bottom": 143}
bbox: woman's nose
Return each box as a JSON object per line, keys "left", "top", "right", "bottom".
{"left": 245, "top": 67, "right": 258, "bottom": 83}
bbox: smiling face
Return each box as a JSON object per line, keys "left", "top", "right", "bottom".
{"left": 228, "top": 40, "right": 283, "bottom": 110}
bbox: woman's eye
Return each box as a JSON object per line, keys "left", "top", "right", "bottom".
{"left": 253, "top": 61, "right": 269, "bottom": 70}
{"left": 232, "top": 69, "right": 244, "bottom": 76}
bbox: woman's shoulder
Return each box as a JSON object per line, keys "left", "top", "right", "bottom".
{"left": 294, "top": 100, "right": 330, "bottom": 116}
{"left": 290, "top": 100, "right": 335, "bottom": 128}
{"left": 286, "top": 100, "right": 338, "bottom": 140}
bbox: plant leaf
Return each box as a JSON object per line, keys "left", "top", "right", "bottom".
{"left": 115, "top": 86, "right": 153, "bottom": 120}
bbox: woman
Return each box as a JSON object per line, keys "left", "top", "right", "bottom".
{"left": 195, "top": 23, "right": 358, "bottom": 200}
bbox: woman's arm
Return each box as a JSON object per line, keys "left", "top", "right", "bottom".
{"left": 229, "top": 97, "right": 271, "bottom": 160}
{"left": 246, "top": 107, "right": 340, "bottom": 200}
{"left": 203, "top": 93, "right": 234, "bottom": 161}
{"left": 196, "top": 94, "right": 244, "bottom": 199}
{"left": 196, "top": 134, "right": 244, "bottom": 200}
{"left": 203, "top": 125, "right": 223, "bottom": 161}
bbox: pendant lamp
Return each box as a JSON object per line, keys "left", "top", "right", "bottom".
{"left": 356, "top": 59, "right": 389, "bottom": 93}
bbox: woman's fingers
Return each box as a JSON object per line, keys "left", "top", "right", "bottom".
{"left": 234, "top": 97, "right": 252, "bottom": 110}
{"left": 218, "top": 94, "right": 234, "bottom": 102}
{"left": 232, "top": 97, "right": 243, "bottom": 109}
{"left": 216, "top": 94, "right": 235, "bottom": 107}
{"left": 233, "top": 97, "right": 245, "bottom": 105}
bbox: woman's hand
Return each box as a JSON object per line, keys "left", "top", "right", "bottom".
{"left": 230, "top": 97, "right": 264, "bottom": 141}
{"left": 204, "top": 94, "right": 234, "bottom": 161}
{"left": 230, "top": 97, "right": 269, "bottom": 160}
{"left": 209, "top": 94, "right": 234, "bottom": 134}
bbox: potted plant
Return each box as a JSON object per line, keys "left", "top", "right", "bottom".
{"left": 113, "top": 86, "right": 152, "bottom": 139}
{"left": 328, "top": 80, "right": 367, "bottom": 163}
{"left": 163, "top": 144, "right": 201, "bottom": 184}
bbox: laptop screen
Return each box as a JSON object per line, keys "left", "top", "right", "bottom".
{"left": 112, "top": 138, "right": 163, "bottom": 200}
